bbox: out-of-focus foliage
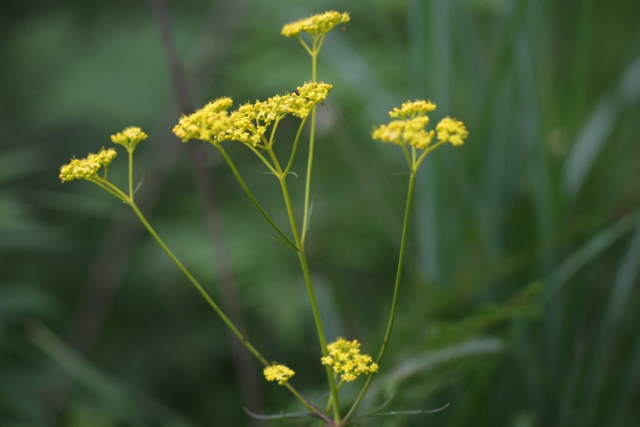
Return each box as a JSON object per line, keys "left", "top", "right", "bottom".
{"left": 1, "top": 0, "right": 640, "bottom": 426}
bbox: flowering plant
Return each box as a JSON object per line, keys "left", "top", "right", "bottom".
{"left": 59, "top": 11, "right": 467, "bottom": 426}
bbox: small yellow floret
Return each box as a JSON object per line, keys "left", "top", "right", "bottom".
{"left": 263, "top": 364, "right": 295, "bottom": 385}
{"left": 436, "top": 117, "right": 469, "bottom": 146}
{"left": 389, "top": 100, "right": 437, "bottom": 119}
{"left": 110, "top": 127, "right": 148, "bottom": 151}
{"left": 282, "top": 11, "right": 350, "bottom": 38}
{"left": 321, "top": 338, "right": 378, "bottom": 382}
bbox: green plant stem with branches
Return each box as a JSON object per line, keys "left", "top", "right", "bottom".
{"left": 59, "top": 11, "right": 468, "bottom": 426}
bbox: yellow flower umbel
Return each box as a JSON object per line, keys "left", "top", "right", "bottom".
{"left": 110, "top": 127, "right": 148, "bottom": 152}
{"left": 263, "top": 363, "right": 295, "bottom": 385}
{"left": 372, "top": 100, "right": 468, "bottom": 172}
{"left": 172, "top": 97, "right": 233, "bottom": 143}
{"left": 281, "top": 11, "right": 350, "bottom": 38}
{"left": 436, "top": 117, "right": 469, "bottom": 146}
{"left": 59, "top": 148, "right": 117, "bottom": 183}
{"left": 60, "top": 127, "right": 149, "bottom": 202}
{"left": 172, "top": 82, "right": 332, "bottom": 147}
{"left": 321, "top": 338, "right": 379, "bottom": 383}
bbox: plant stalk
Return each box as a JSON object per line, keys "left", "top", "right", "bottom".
{"left": 343, "top": 171, "right": 417, "bottom": 423}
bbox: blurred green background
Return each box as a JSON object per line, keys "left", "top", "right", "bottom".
{"left": 2, "top": 0, "right": 640, "bottom": 426}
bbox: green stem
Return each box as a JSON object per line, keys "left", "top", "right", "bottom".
{"left": 90, "top": 178, "right": 128, "bottom": 201}
{"left": 243, "top": 143, "right": 279, "bottom": 176}
{"left": 343, "top": 171, "right": 417, "bottom": 423}
{"left": 127, "top": 200, "right": 332, "bottom": 418}
{"left": 127, "top": 201, "right": 269, "bottom": 365}
{"left": 266, "top": 145, "right": 283, "bottom": 176}
{"left": 268, "top": 118, "right": 281, "bottom": 148}
{"left": 279, "top": 175, "right": 340, "bottom": 423}
{"left": 284, "top": 116, "right": 309, "bottom": 176}
{"left": 298, "top": 249, "right": 341, "bottom": 423}
{"left": 301, "top": 48, "right": 319, "bottom": 246}
{"left": 297, "top": 35, "right": 314, "bottom": 56}
{"left": 216, "top": 145, "right": 296, "bottom": 249}
{"left": 415, "top": 140, "right": 446, "bottom": 169}
{"left": 283, "top": 383, "right": 334, "bottom": 425}
{"left": 127, "top": 148, "right": 134, "bottom": 199}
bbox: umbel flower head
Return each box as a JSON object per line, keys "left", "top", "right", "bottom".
{"left": 263, "top": 363, "right": 295, "bottom": 385}
{"left": 281, "top": 11, "right": 350, "bottom": 38}
{"left": 110, "top": 126, "right": 148, "bottom": 151}
{"left": 59, "top": 148, "right": 117, "bottom": 183}
{"left": 372, "top": 100, "right": 468, "bottom": 150}
{"left": 436, "top": 117, "right": 469, "bottom": 146}
{"left": 173, "top": 82, "right": 333, "bottom": 146}
{"left": 321, "top": 338, "right": 379, "bottom": 382}
{"left": 172, "top": 97, "right": 233, "bottom": 143}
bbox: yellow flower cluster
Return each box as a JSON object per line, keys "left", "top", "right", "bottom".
{"left": 110, "top": 127, "right": 148, "bottom": 151}
{"left": 321, "top": 338, "right": 378, "bottom": 382}
{"left": 372, "top": 116, "right": 435, "bottom": 150}
{"left": 263, "top": 364, "right": 295, "bottom": 385}
{"left": 59, "top": 148, "right": 117, "bottom": 183}
{"left": 281, "top": 11, "right": 350, "bottom": 38}
{"left": 389, "top": 100, "right": 437, "bottom": 119}
{"left": 172, "top": 97, "right": 233, "bottom": 143}
{"left": 436, "top": 117, "right": 469, "bottom": 146}
{"left": 372, "top": 100, "right": 468, "bottom": 150}
{"left": 172, "top": 82, "right": 333, "bottom": 146}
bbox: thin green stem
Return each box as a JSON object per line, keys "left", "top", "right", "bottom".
{"left": 278, "top": 174, "right": 340, "bottom": 423}
{"left": 216, "top": 145, "right": 296, "bottom": 249}
{"left": 87, "top": 150, "right": 325, "bottom": 419}
{"left": 127, "top": 201, "right": 330, "bottom": 417}
{"left": 243, "top": 143, "right": 279, "bottom": 176}
{"left": 284, "top": 116, "right": 309, "bottom": 176}
{"left": 89, "top": 179, "right": 127, "bottom": 201}
{"left": 279, "top": 176, "right": 302, "bottom": 244}
{"left": 315, "top": 35, "right": 326, "bottom": 59}
{"left": 266, "top": 145, "right": 283, "bottom": 176}
{"left": 297, "top": 35, "right": 314, "bottom": 56}
{"left": 401, "top": 145, "right": 412, "bottom": 169}
{"left": 283, "top": 383, "right": 334, "bottom": 425}
{"left": 127, "top": 201, "right": 269, "bottom": 366}
{"left": 415, "top": 140, "right": 446, "bottom": 169}
{"left": 378, "top": 172, "right": 416, "bottom": 361}
{"left": 298, "top": 249, "right": 341, "bottom": 423}
{"left": 312, "top": 40, "right": 319, "bottom": 81}
{"left": 127, "top": 148, "right": 134, "bottom": 199}
{"left": 268, "top": 118, "right": 281, "bottom": 149}
{"left": 343, "top": 172, "right": 417, "bottom": 423}
{"left": 301, "top": 50, "right": 319, "bottom": 246}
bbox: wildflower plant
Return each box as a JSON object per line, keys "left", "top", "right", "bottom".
{"left": 59, "top": 11, "right": 467, "bottom": 426}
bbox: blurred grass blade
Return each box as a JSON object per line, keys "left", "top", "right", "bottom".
{"left": 26, "top": 322, "right": 196, "bottom": 427}
{"left": 578, "top": 223, "right": 640, "bottom": 426}
{"left": 564, "top": 54, "right": 640, "bottom": 199}
{"left": 546, "top": 209, "right": 640, "bottom": 299}
{"left": 243, "top": 408, "right": 316, "bottom": 420}
{"left": 361, "top": 402, "right": 450, "bottom": 417}
{"left": 563, "top": 97, "right": 618, "bottom": 198}
{"left": 386, "top": 338, "right": 503, "bottom": 383}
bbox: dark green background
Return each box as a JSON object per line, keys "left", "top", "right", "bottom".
{"left": 2, "top": 0, "right": 640, "bottom": 426}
